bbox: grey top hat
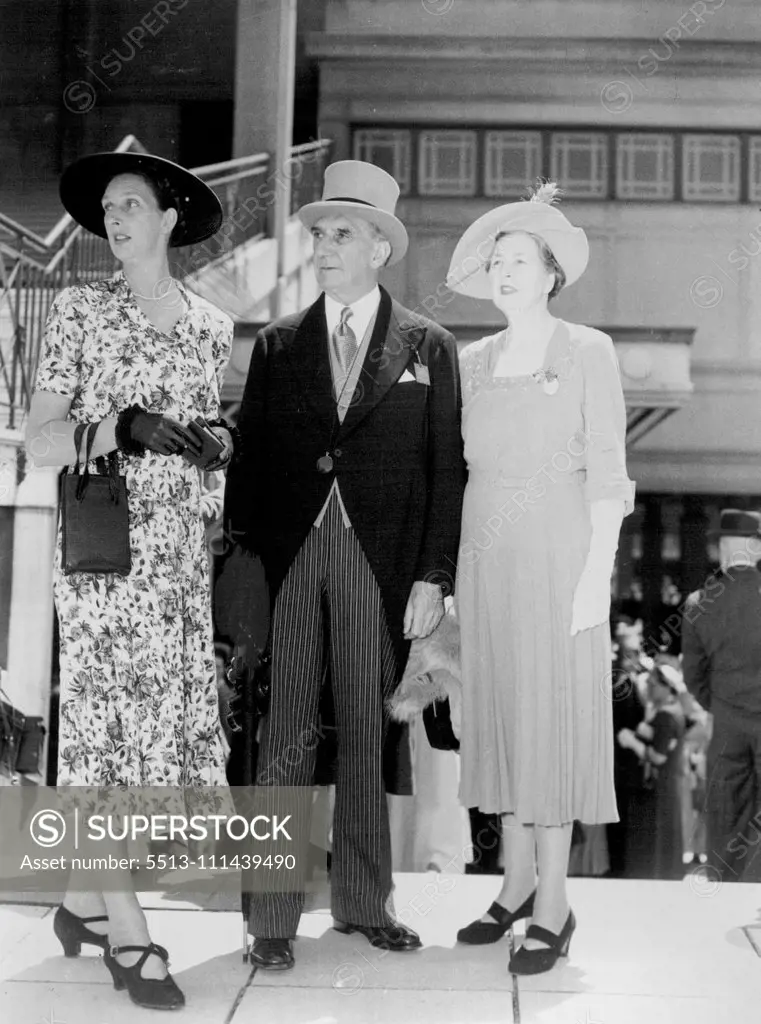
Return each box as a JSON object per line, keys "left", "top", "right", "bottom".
{"left": 298, "top": 160, "right": 409, "bottom": 265}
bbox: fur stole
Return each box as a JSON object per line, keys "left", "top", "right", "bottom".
{"left": 388, "top": 605, "right": 462, "bottom": 739}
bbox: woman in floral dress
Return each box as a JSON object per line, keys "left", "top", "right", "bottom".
{"left": 446, "top": 184, "right": 634, "bottom": 976}
{"left": 26, "top": 152, "right": 233, "bottom": 1010}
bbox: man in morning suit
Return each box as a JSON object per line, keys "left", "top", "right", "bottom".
{"left": 682, "top": 508, "right": 761, "bottom": 884}
{"left": 224, "top": 160, "right": 466, "bottom": 969}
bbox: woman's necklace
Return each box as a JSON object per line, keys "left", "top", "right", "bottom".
{"left": 129, "top": 278, "right": 181, "bottom": 303}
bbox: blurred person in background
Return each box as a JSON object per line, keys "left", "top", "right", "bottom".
{"left": 679, "top": 692, "right": 710, "bottom": 867}
{"left": 606, "top": 615, "right": 649, "bottom": 878}
{"left": 682, "top": 508, "right": 761, "bottom": 884}
{"left": 616, "top": 659, "right": 686, "bottom": 880}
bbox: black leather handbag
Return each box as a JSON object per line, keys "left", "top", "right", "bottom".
{"left": 422, "top": 697, "right": 460, "bottom": 752}
{"left": 60, "top": 421, "right": 131, "bottom": 576}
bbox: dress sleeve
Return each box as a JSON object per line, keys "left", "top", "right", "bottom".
{"left": 33, "top": 288, "right": 83, "bottom": 399}
{"left": 580, "top": 331, "right": 636, "bottom": 514}
{"left": 200, "top": 309, "right": 233, "bottom": 417}
{"left": 213, "top": 314, "right": 234, "bottom": 409}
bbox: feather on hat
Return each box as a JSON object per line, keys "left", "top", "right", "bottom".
{"left": 446, "top": 179, "right": 589, "bottom": 300}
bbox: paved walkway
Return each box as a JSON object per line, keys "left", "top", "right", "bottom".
{"left": 2, "top": 874, "right": 760, "bottom": 1023}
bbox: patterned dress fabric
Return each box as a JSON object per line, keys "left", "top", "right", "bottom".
{"left": 34, "top": 271, "right": 233, "bottom": 788}
{"left": 457, "top": 321, "right": 635, "bottom": 825}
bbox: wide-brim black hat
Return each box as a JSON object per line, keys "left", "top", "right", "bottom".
{"left": 59, "top": 152, "right": 223, "bottom": 247}
{"left": 710, "top": 508, "right": 761, "bottom": 539}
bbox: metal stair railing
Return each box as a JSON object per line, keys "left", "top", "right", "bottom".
{"left": 0, "top": 134, "right": 333, "bottom": 430}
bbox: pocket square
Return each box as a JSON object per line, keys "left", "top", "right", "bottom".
{"left": 398, "top": 369, "right": 416, "bottom": 383}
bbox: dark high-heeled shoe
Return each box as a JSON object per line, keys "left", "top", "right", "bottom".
{"left": 103, "top": 942, "right": 185, "bottom": 1011}
{"left": 456, "top": 890, "right": 536, "bottom": 945}
{"left": 508, "top": 908, "right": 576, "bottom": 975}
{"left": 53, "top": 905, "right": 109, "bottom": 957}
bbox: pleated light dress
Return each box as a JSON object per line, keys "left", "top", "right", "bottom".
{"left": 457, "top": 321, "right": 635, "bottom": 825}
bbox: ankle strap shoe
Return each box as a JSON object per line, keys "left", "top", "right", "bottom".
{"left": 508, "top": 909, "right": 576, "bottom": 976}
{"left": 103, "top": 941, "right": 185, "bottom": 1010}
{"left": 457, "top": 890, "right": 536, "bottom": 945}
{"left": 53, "top": 905, "right": 109, "bottom": 958}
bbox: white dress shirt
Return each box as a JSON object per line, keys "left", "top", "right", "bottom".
{"left": 324, "top": 285, "right": 381, "bottom": 353}
{"left": 315, "top": 286, "right": 381, "bottom": 529}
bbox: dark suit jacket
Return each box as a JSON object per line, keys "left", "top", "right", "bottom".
{"left": 223, "top": 286, "right": 466, "bottom": 792}
{"left": 682, "top": 566, "right": 761, "bottom": 727}
{"left": 225, "top": 285, "right": 465, "bottom": 669}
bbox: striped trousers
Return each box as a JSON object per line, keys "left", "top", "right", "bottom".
{"left": 249, "top": 496, "right": 398, "bottom": 938}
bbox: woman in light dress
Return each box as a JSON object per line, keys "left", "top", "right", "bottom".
{"left": 447, "top": 184, "right": 634, "bottom": 975}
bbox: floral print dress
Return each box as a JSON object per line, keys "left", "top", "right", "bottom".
{"left": 35, "top": 271, "right": 233, "bottom": 788}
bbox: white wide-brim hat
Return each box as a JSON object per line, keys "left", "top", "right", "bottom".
{"left": 446, "top": 195, "right": 589, "bottom": 299}
{"left": 298, "top": 159, "right": 409, "bottom": 265}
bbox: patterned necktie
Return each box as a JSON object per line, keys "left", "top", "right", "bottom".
{"left": 332, "top": 306, "right": 357, "bottom": 379}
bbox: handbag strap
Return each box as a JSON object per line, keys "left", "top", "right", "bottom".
{"left": 84, "top": 421, "right": 100, "bottom": 462}
{"left": 75, "top": 423, "right": 97, "bottom": 500}
{"left": 78, "top": 421, "right": 122, "bottom": 503}
{"left": 69, "top": 422, "right": 87, "bottom": 474}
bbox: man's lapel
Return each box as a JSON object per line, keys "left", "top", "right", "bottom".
{"left": 339, "top": 288, "right": 427, "bottom": 439}
{"left": 282, "top": 294, "right": 337, "bottom": 429}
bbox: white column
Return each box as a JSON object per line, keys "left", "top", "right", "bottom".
{"left": 6, "top": 464, "right": 58, "bottom": 781}
{"left": 0, "top": 429, "right": 23, "bottom": 671}
{"left": 233, "top": 0, "right": 297, "bottom": 317}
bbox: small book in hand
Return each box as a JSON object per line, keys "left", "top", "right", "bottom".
{"left": 182, "top": 417, "right": 225, "bottom": 468}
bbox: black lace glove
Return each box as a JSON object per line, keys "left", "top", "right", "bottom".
{"left": 116, "top": 405, "right": 201, "bottom": 457}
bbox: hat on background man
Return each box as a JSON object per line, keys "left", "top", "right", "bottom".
{"left": 298, "top": 160, "right": 409, "bottom": 265}
{"left": 446, "top": 182, "right": 589, "bottom": 300}
{"left": 712, "top": 509, "right": 761, "bottom": 539}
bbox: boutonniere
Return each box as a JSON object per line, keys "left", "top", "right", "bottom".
{"left": 402, "top": 327, "right": 425, "bottom": 357}
{"left": 376, "top": 327, "right": 425, "bottom": 371}
{"left": 532, "top": 367, "right": 559, "bottom": 395}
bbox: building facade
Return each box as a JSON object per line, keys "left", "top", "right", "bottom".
{"left": 308, "top": 0, "right": 761, "bottom": 622}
